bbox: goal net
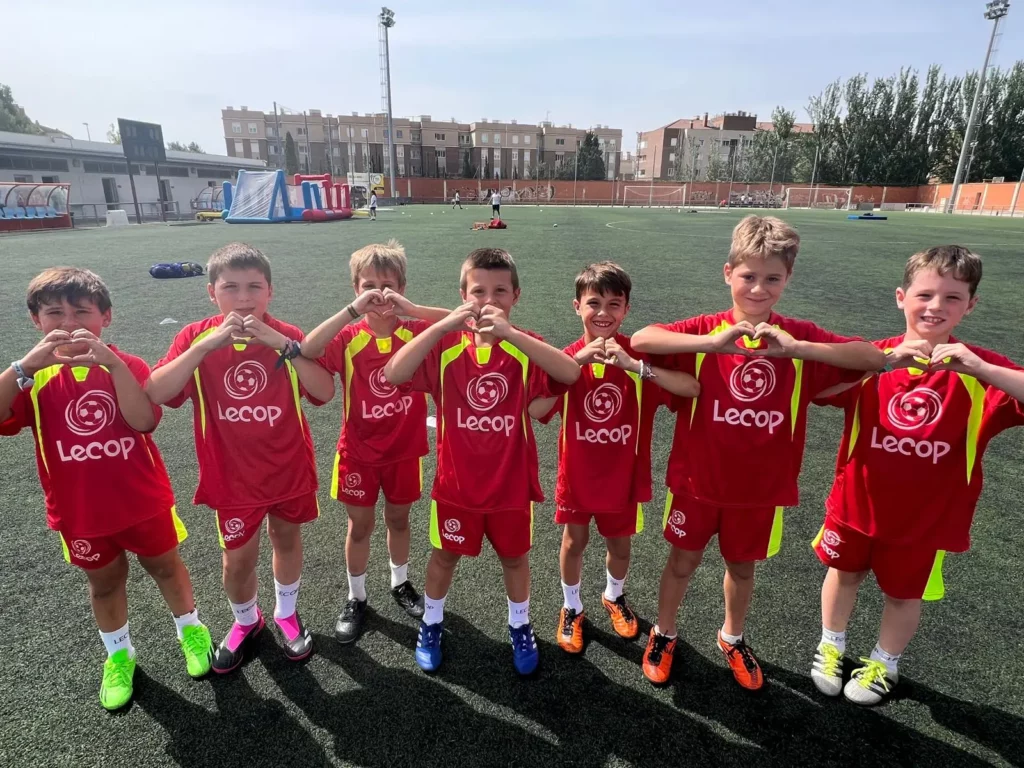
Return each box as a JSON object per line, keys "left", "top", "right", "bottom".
{"left": 226, "top": 170, "right": 287, "bottom": 221}
{"left": 783, "top": 187, "right": 852, "bottom": 210}
{"left": 623, "top": 185, "right": 686, "bottom": 206}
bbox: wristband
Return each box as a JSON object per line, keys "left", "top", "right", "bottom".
{"left": 11, "top": 360, "right": 34, "bottom": 391}
{"left": 346, "top": 304, "right": 360, "bottom": 320}
{"left": 880, "top": 349, "right": 896, "bottom": 373}
{"left": 275, "top": 340, "right": 303, "bottom": 369}
{"left": 639, "top": 360, "right": 656, "bottom": 380}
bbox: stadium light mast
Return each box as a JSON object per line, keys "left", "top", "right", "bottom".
{"left": 947, "top": 0, "right": 1010, "bottom": 213}
{"left": 379, "top": 7, "right": 398, "bottom": 200}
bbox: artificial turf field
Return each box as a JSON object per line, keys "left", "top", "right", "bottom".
{"left": 2, "top": 205, "right": 1024, "bottom": 768}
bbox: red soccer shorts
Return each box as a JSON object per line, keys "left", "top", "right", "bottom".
{"left": 662, "top": 492, "right": 783, "bottom": 562}
{"left": 215, "top": 492, "right": 320, "bottom": 550}
{"left": 331, "top": 454, "right": 423, "bottom": 507}
{"left": 556, "top": 503, "right": 644, "bottom": 539}
{"left": 430, "top": 501, "right": 533, "bottom": 558}
{"left": 60, "top": 507, "right": 188, "bottom": 570}
{"left": 812, "top": 513, "right": 946, "bottom": 601}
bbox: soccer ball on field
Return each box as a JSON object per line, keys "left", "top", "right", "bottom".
{"left": 553, "top": 223, "right": 558, "bottom": 228}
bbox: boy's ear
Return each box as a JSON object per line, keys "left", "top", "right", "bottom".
{"left": 966, "top": 295, "right": 979, "bottom": 315}
{"left": 723, "top": 263, "right": 733, "bottom": 284}
{"left": 512, "top": 288, "right": 521, "bottom": 306}
{"left": 29, "top": 312, "right": 43, "bottom": 331}
{"left": 101, "top": 308, "right": 112, "bottom": 328}
{"left": 207, "top": 283, "right": 216, "bottom": 303}
{"left": 573, "top": 299, "right": 582, "bottom": 316}
{"left": 895, "top": 287, "right": 906, "bottom": 309}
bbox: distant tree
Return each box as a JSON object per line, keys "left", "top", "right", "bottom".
{"left": 461, "top": 149, "right": 476, "bottom": 179}
{"left": 284, "top": 132, "right": 299, "bottom": 175}
{"left": 0, "top": 83, "right": 44, "bottom": 134}
{"left": 167, "top": 141, "right": 206, "bottom": 153}
{"left": 704, "top": 144, "right": 728, "bottom": 181}
{"left": 575, "top": 132, "right": 607, "bottom": 180}
{"left": 107, "top": 122, "right": 121, "bottom": 144}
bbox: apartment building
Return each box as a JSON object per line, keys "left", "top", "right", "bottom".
{"left": 635, "top": 112, "right": 813, "bottom": 180}
{"left": 222, "top": 107, "right": 623, "bottom": 180}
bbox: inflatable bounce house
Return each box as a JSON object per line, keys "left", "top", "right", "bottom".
{"left": 223, "top": 170, "right": 353, "bottom": 223}
{"left": 0, "top": 182, "right": 72, "bottom": 232}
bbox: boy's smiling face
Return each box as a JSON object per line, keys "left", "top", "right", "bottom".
{"left": 897, "top": 267, "right": 977, "bottom": 342}
{"left": 31, "top": 297, "right": 111, "bottom": 356}
{"left": 461, "top": 268, "right": 519, "bottom": 315}
{"left": 208, "top": 267, "right": 272, "bottom": 318}
{"left": 575, "top": 289, "right": 629, "bottom": 340}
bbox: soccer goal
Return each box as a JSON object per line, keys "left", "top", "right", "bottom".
{"left": 623, "top": 185, "right": 686, "bottom": 207}
{"left": 783, "top": 187, "right": 853, "bottom": 210}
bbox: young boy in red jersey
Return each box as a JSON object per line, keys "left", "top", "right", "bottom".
{"left": 0, "top": 268, "right": 213, "bottom": 711}
{"left": 385, "top": 248, "right": 580, "bottom": 675}
{"left": 529, "top": 262, "right": 699, "bottom": 654}
{"left": 147, "top": 243, "right": 335, "bottom": 673}
{"left": 301, "top": 241, "right": 448, "bottom": 645}
{"left": 631, "top": 215, "right": 885, "bottom": 689}
{"left": 809, "top": 245, "right": 1024, "bottom": 706}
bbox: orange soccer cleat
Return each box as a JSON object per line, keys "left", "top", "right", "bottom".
{"left": 556, "top": 607, "right": 585, "bottom": 654}
{"left": 716, "top": 631, "right": 765, "bottom": 691}
{"left": 601, "top": 594, "right": 640, "bottom": 640}
{"left": 642, "top": 628, "right": 677, "bottom": 685}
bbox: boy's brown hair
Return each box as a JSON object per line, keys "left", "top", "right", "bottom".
{"left": 208, "top": 242, "right": 272, "bottom": 285}
{"left": 27, "top": 267, "right": 111, "bottom": 315}
{"left": 350, "top": 239, "right": 408, "bottom": 288}
{"left": 728, "top": 215, "right": 800, "bottom": 273}
{"left": 460, "top": 248, "right": 519, "bottom": 292}
{"left": 903, "top": 245, "right": 983, "bottom": 297}
{"left": 575, "top": 261, "right": 631, "bottom": 304}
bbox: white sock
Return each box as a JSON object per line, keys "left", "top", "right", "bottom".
{"left": 99, "top": 622, "right": 134, "bottom": 658}
{"left": 390, "top": 560, "right": 409, "bottom": 589}
{"left": 870, "top": 643, "right": 901, "bottom": 675}
{"left": 508, "top": 597, "right": 530, "bottom": 628}
{"left": 172, "top": 609, "right": 202, "bottom": 641}
{"left": 274, "top": 578, "right": 301, "bottom": 620}
{"left": 720, "top": 628, "right": 743, "bottom": 645}
{"left": 229, "top": 594, "right": 260, "bottom": 626}
{"left": 820, "top": 627, "right": 847, "bottom": 653}
{"left": 604, "top": 570, "right": 625, "bottom": 601}
{"left": 653, "top": 624, "right": 677, "bottom": 639}
{"left": 347, "top": 571, "right": 367, "bottom": 602}
{"left": 424, "top": 594, "right": 446, "bottom": 626}
{"left": 561, "top": 581, "right": 583, "bottom": 613}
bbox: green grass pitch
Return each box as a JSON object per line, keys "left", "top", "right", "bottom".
{"left": 1, "top": 206, "right": 1023, "bottom": 767}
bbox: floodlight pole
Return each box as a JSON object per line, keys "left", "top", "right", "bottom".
{"left": 947, "top": 1, "right": 1009, "bottom": 213}
{"left": 379, "top": 8, "right": 398, "bottom": 200}
{"left": 83, "top": 122, "right": 91, "bottom": 141}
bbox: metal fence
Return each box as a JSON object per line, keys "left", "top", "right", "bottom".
{"left": 69, "top": 201, "right": 183, "bottom": 227}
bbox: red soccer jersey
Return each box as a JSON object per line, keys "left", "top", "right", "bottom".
{"left": 0, "top": 348, "right": 174, "bottom": 537}
{"left": 320, "top": 318, "right": 430, "bottom": 466}
{"left": 542, "top": 334, "right": 672, "bottom": 514}
{"left": 657, "top": 310, "right": 864, "bottom": 508}
{"left": 410, "top": 329, "right": 559, "bottom": 512}
{"left": 821, "top": 335, "right": 1024, "bottom": 551}
{"left": 155, "top": 314, "right": 320, "bottom": 510}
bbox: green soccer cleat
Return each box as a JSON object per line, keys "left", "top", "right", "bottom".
{"left": 180, "top": 623, "right": 214, "bottom": 678}
{"left": 99, "top": 649, "right": 136, "bottom": 711}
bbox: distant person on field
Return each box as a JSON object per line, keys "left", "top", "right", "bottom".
{"left": 147, "top": 243, "right": 335, "bottom": 675}
{"left": 453, "top": 191, "right": 462, "bottom": 210}
{"left": 491, "top": 189, "right": 501, "bottom": 218}
{"left": 370, "top": 191, "right": 378, "bottom": 221}
{"left": 0, "top": 267, "right": 214, "bottom": 711}
{"left": 631, "top": 215, "right": 885, "bottom": 691}
{"left": 808, "top": 246, "right": 1024, "bottom": 706}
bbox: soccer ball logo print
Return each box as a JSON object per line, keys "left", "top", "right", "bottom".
{"left": 64, "top": 390, "right": 117, "bottom": 436}
{"left": 224, "top": 518, "right": 244, "bottom": 534}
{"left": 368, "top": 367, "right": 396, "bottom": 399}
{"left": 887, "top": 388, "right": 943, "bottom": 431}
{"left": 223, "top": 361, "right": 268, "bottom": 400}
{"left": 584, "top": 383, "right": 623, "bottom": 424}
{"left": 822, "top": 529, "right": 843, "bottom": 548}
{"left": 669, "top": 510, "right": 685, "bottom": 527}
{"left": 345, "top": 473, "right": 362, "bottom": 489}
{"left": 729, "top": 360, "right": 777, "bottom": 403}
{"left": 444, "top": 518, "right": 461, "bottom": 534}
{"left": 71, "top": 539, "right": 92, "bottom": 556}
{"left": 465, "top": 373, "right": 509, "bottom": 412}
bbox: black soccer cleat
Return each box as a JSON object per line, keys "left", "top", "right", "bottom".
{"left": 334, "top": 598, "right": 368, "bottom": 645}
{"left": 391, "top": 580, "right": 425, "bottom": 619}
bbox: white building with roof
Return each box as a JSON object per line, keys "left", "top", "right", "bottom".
{"left": 0, "top": 131, "right": 264, "bottom": 223}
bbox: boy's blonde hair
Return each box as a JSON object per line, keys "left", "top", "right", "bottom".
{"left": 208, "top": 242, "right": 272, "bottom": 285}
{"left": 460, "top": 248, "right": 519, "bottom": 292}
{"left": 903, "top": 245, "right": 983, "bottom": 297}
{"left": 728, "top": 215, "right": 800, "bottom": 273}
{"left": 27, "top": 267, "right": 112, "bottom": 315}
{"left": 350, "top": 239, "right": 407, "bottom": 288}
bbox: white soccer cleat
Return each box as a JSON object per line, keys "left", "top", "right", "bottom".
{"left": 843, "top": 659, "right": 898, "bottom": 706}
{"left": 810, "top": 642, "right": 844, "bottom": 697}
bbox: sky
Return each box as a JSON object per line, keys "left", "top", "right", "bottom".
{"left": 6, "top": 0, "right": 1022, "bottom": 156}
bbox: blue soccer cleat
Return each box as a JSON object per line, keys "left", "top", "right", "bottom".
{"left": 509, "top": 623, "right": 539, "bottom": 676}
{"left": 415, "top": 621, "right": 443, "bottom": 672}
